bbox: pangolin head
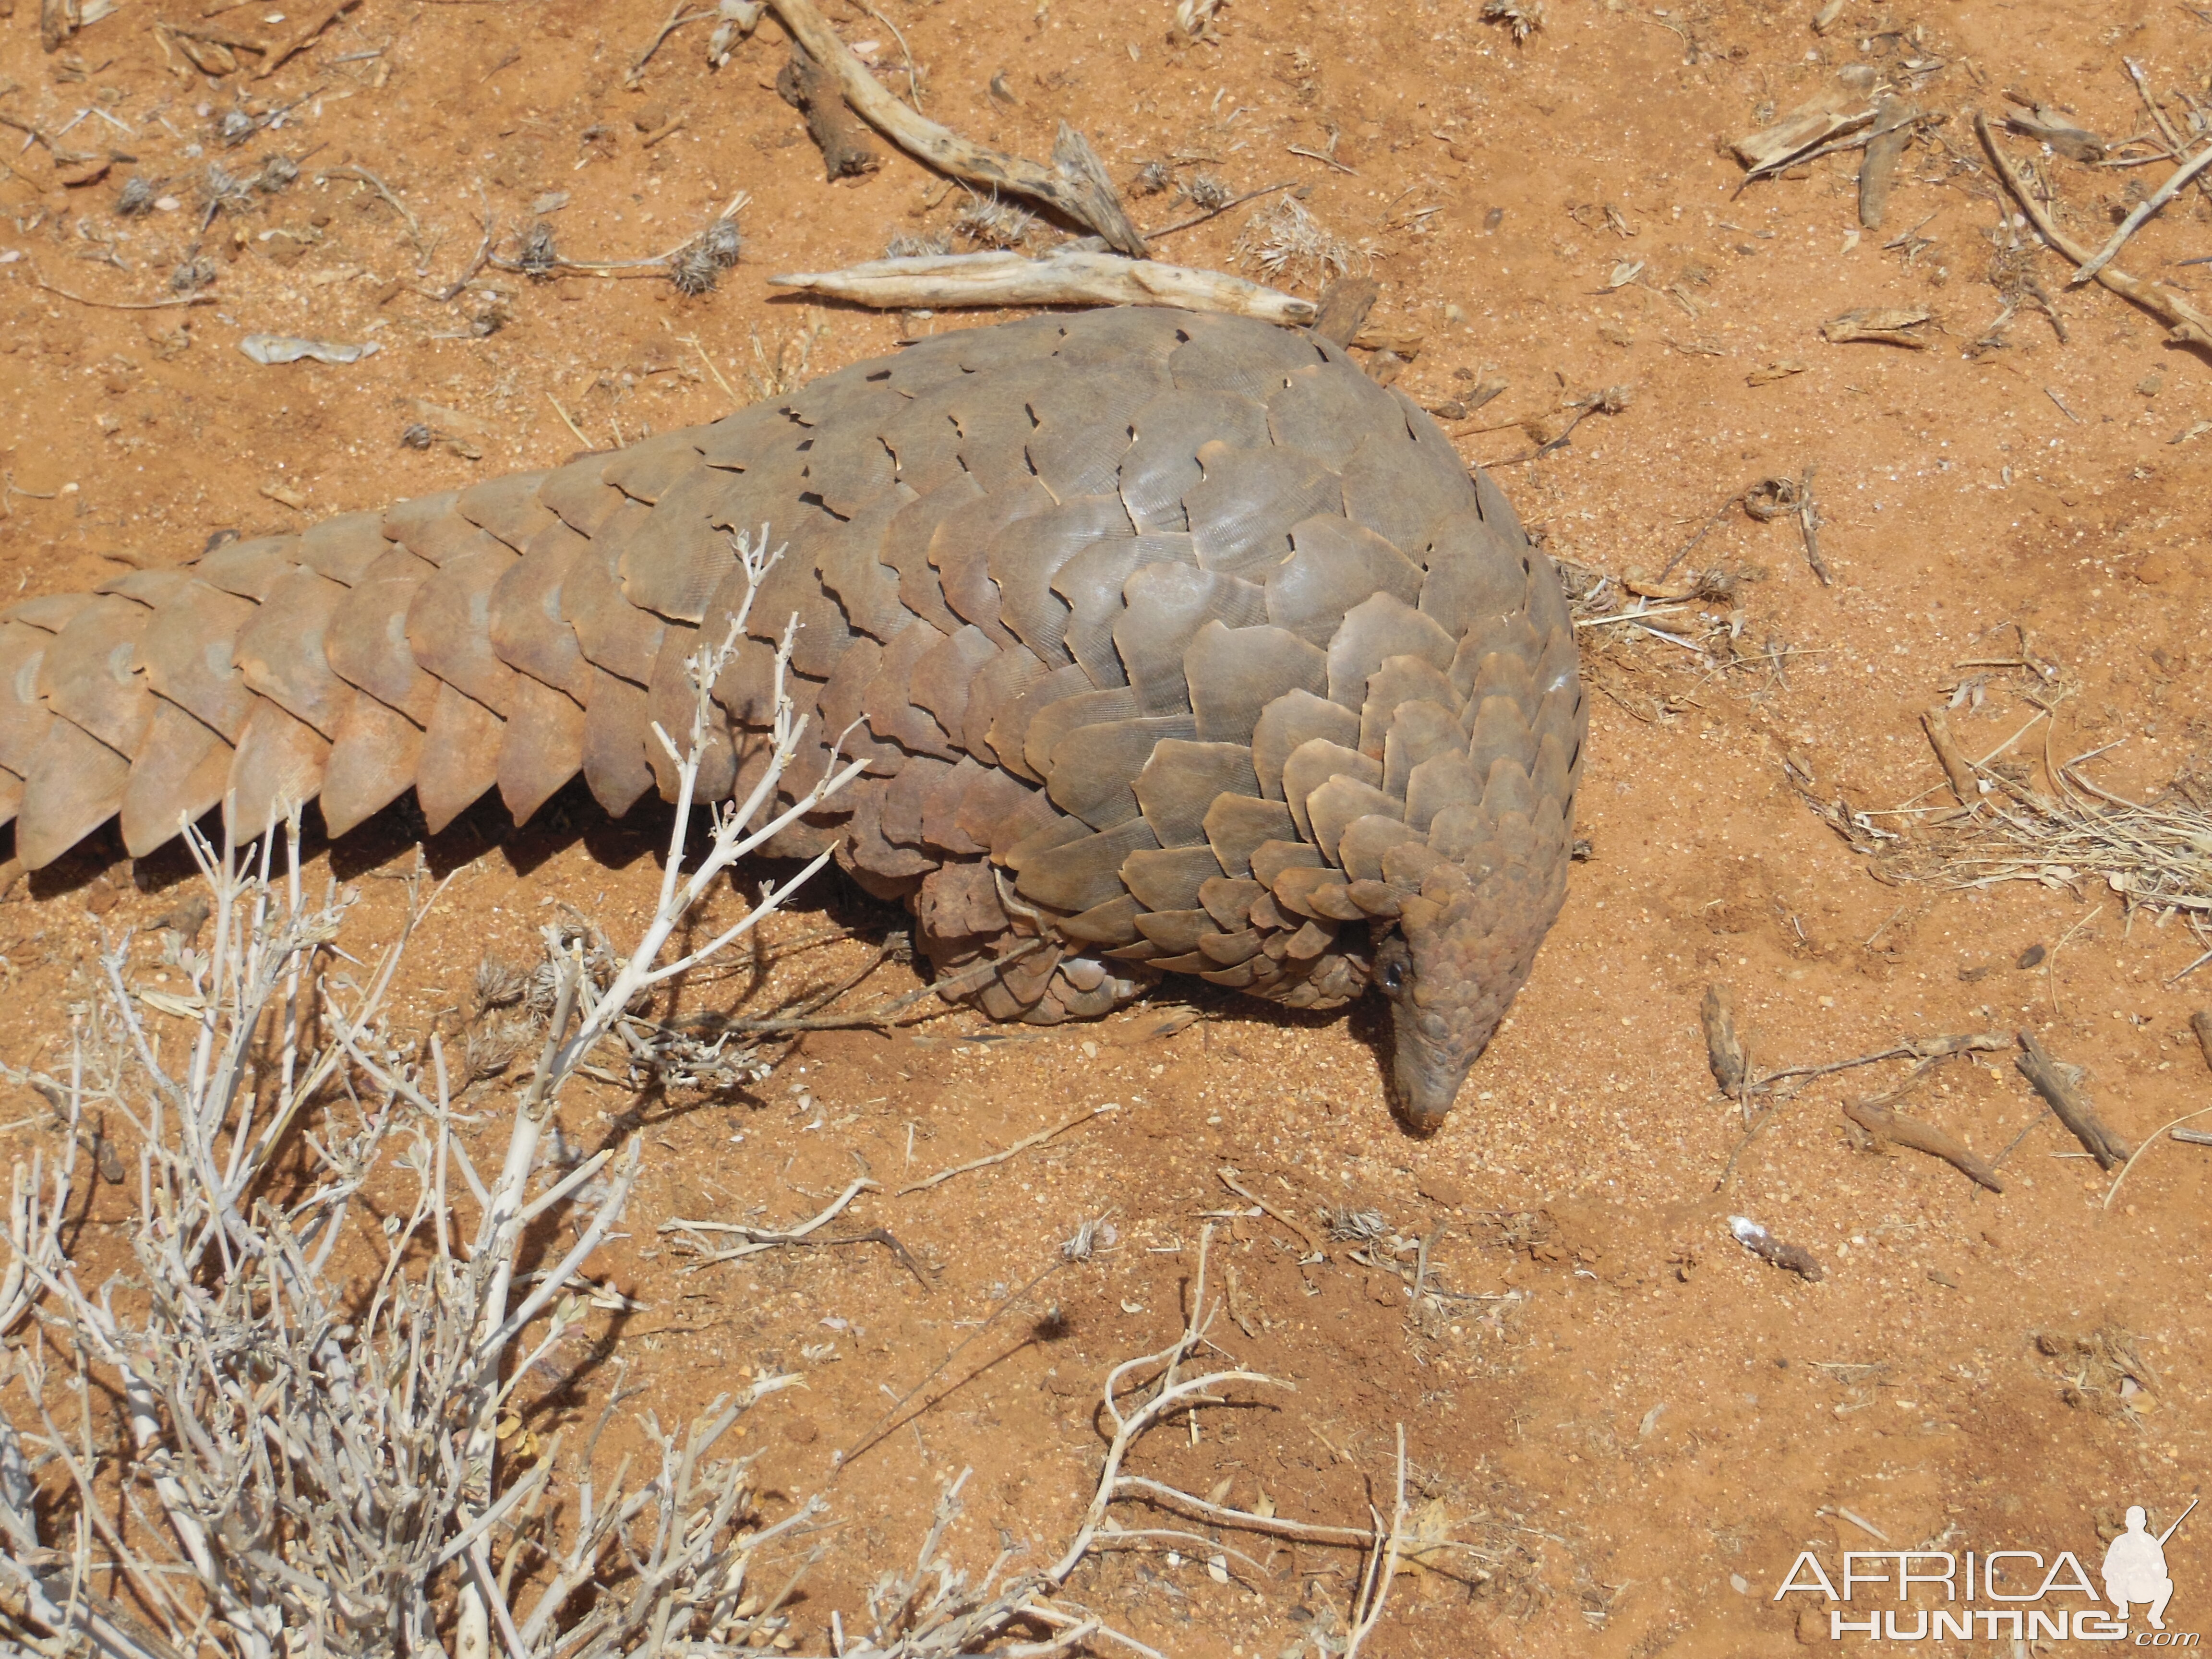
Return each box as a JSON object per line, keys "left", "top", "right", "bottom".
{"left": 1372, "top": 859, "right": 1561, "bottom": 1132}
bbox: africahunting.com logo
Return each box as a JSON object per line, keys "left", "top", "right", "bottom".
{"left": 1773, "top": 1497, "right": 2198, "bottom": 1644}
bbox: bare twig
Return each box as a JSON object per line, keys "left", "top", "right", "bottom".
{"left": 1342, "top": 1424, "right": 1409, "bottom": 1659}
{"left": 897, "top": 1101, "right": 1120, "bottom": 1195}
{"left": 764, "top": 0, "right": 1148, "bottom": 253}
{"left": 627, "top": 0, "right": 717, "bottom": 84}
{"left": 30, "top": 270, "right": 217, "bottom": 310}
{"left": 2072, "top": 131, "right": 2212, "bottom": 284}
{"left": 662, "top": 1175, "right": 876, "bottom": 1262}
{"left": 1843, "top": 1096, "right": 2004, "bottom": 1191}
{"left": 1216, "top": 1166, "right": 1323, "bottom": 1254}
{"left": 769, "top": 247, "right": 1314, "bottom": 324}
{"left": 1143, "top": 178, "right": 1299, "bottom": 240}
{"left": 1977, "top": 109, "right": 2212, "bottom": 350}
{"left": 1796, "top": 461, "right": 1831, "bottom": 586}
{"left": 2016, "top": 1029, "right": 2134, "bottom": 1169}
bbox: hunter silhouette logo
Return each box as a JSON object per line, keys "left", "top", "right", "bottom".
{"left": 2107, "top": 1499, "right": 2195, "bottom": 1631}
{"left": 1772, "top": 1495, "right": 2200, "bottom": 1643}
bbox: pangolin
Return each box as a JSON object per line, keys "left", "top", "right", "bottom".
{"left": 0, "top": 307, "right": 1583, "bottom": 1126}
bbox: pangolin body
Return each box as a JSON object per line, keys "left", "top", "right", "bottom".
{"left": 0, "top": 307, "right": 1583, "bottom": 1124}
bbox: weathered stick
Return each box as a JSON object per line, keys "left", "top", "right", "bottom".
{"left": 2015, "top": 1029, "right": 2134, "bottom": 1169}
{"left": 1797, "top": 462, "right": 1831, "bottom": 586}
{"left": 1976, "top": 109, "right": 2212, "bottom": 350}
{"left": 1218, "top": 1166, "right": 1323, "bottom": 1254}
{"left": 2071, "top": 140, "right": 2212, "bottom": 285}
{"left": 769, "top": 248, "right": 1314, "bottom": 325}
{"left": 763, "top": 0, "right": 1148, "bottom": 255}
{"left": 1858, "top": 98, "right": 1917, "bottom": 229}
{"left": 1700, "top": 983, "right": 1749, "bottom": 1094}
{"left": 1844, "top": 1097, "right": 2004, "bottom": 1192}
{"left": 255, "top": 0, "right": 359, "bottom": 78}
{"left": 778, "top": 39, "right": 881, "bottom": 180}
{"left": 1310, "top": 275, "right": 1380, "bottom": 346}
{"left": 896, "top": 1101, "right": 1119, "bottom": 1196}
{"left": 1920, "top": 707, "right": 1979, "bottom": 805}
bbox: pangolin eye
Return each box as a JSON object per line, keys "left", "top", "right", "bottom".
{"left": 1381, "top": 960, "right": 1405, "bottom": 992}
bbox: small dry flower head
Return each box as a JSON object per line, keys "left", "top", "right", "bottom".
{"left": 670, "top": 215, "right": 744, "bottom": 295}
{"left": 952, "top": 191, "right": 1036, "bottom": 249}
{"left": 1060, "top": 1217, "right": 1119, "bottom": 1263}
{"left": 516, "top": 219, "right": 561, "bottom": 280}
{"left": 1327, "top": 1207, "right": 1391, "bottom": 1244}
{"left": 884, "top": 230, "right": 952, "bottom": 258}
{"left": 1183, "top": 172, "right": 1232, "bottom": 213}
{"left": 1482, "top": 0, "right": 1546, "bottom": 41}
{"left": 1234, "top": 195, "right": 1360, "bottom": 288}
{"left": 473, "top": 952, "right": 533, "bottom": 1012}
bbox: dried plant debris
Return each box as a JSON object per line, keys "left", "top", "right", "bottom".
{"left": 1481, "top": 0, "right": 1546, "bottom": 42}
{"left": 1822, "top": 306, "right": 1935, "bottom": 348}
{"left": 1235, "top": 193, "right": 1360, "bottom": 288}
{"left": 1903, "top": 757, "right": 2212, "bottom": 921}
{"left": 2004, "top": 100, "right": 2106, "bottom": 163}
{"left": 951, "top": 190, "right": 1037, "bottom": 249}
{"left": 885, "top": 229, "right": 952, "bottom": 258}
{"left": 1182, "top": 171, "right": 1233, "bottom": 212}
{"left": 671, "top": 214, "right": 745, "bottom": 294}
{"left": 1733, "top": 94, "right": 1876, "bottom": 176}
{"left": 2034, "top": 1328, "right": 2160, "bottom": 1417}
{"left": 1131, "top": 157, "right": 1176, "bottom": 196}
{"left": 1328, "top": 1207, "right": 1393, "bottom": 1244}
{"left": 515, "top": 219, "right": 562, "bottom": 280}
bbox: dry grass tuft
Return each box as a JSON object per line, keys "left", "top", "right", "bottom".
{"left": 1234, "top": 195, "right": 1361, "bottom": 289}
{"left": 1915, "top": 757, "right": 2212, "bottom": 939}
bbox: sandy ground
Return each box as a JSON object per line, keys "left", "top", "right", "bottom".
{"left": 5, "top": 0, "right": 2212, "bottom": 1652}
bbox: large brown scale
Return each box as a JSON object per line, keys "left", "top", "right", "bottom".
{"left": 0, "top": 307, "right": 1583, "bottom": 1126}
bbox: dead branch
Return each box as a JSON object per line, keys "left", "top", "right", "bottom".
{"left": 1700, "top": 983, "right": 1749, "bottom": 1094}
{"left": 763, "top": 0, "right": 1148, "bottom": 254}
{"left": 1843, "top": 1096, "right": 2004, "bottom": 1191}
{"left": 778, "top": 38, "right": 881, "bottom": 179}
{"left": 255, "top": 0, "right": 359, "bottom": 78}
{"left": 769, "top": 246, "right": 1313, "bottom": 323}
{"left": 2016, "top": 1028, "right": 2134, "bottom": 1169}
{"left": 1976, "top": 109, "right": 2212, "bottom": 351}
{"left": 897, "top": 1102, "right": 1120, "bottom": 1195}
{"left": 1921, "top": 706, "right": 1980, "bottom": 806}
